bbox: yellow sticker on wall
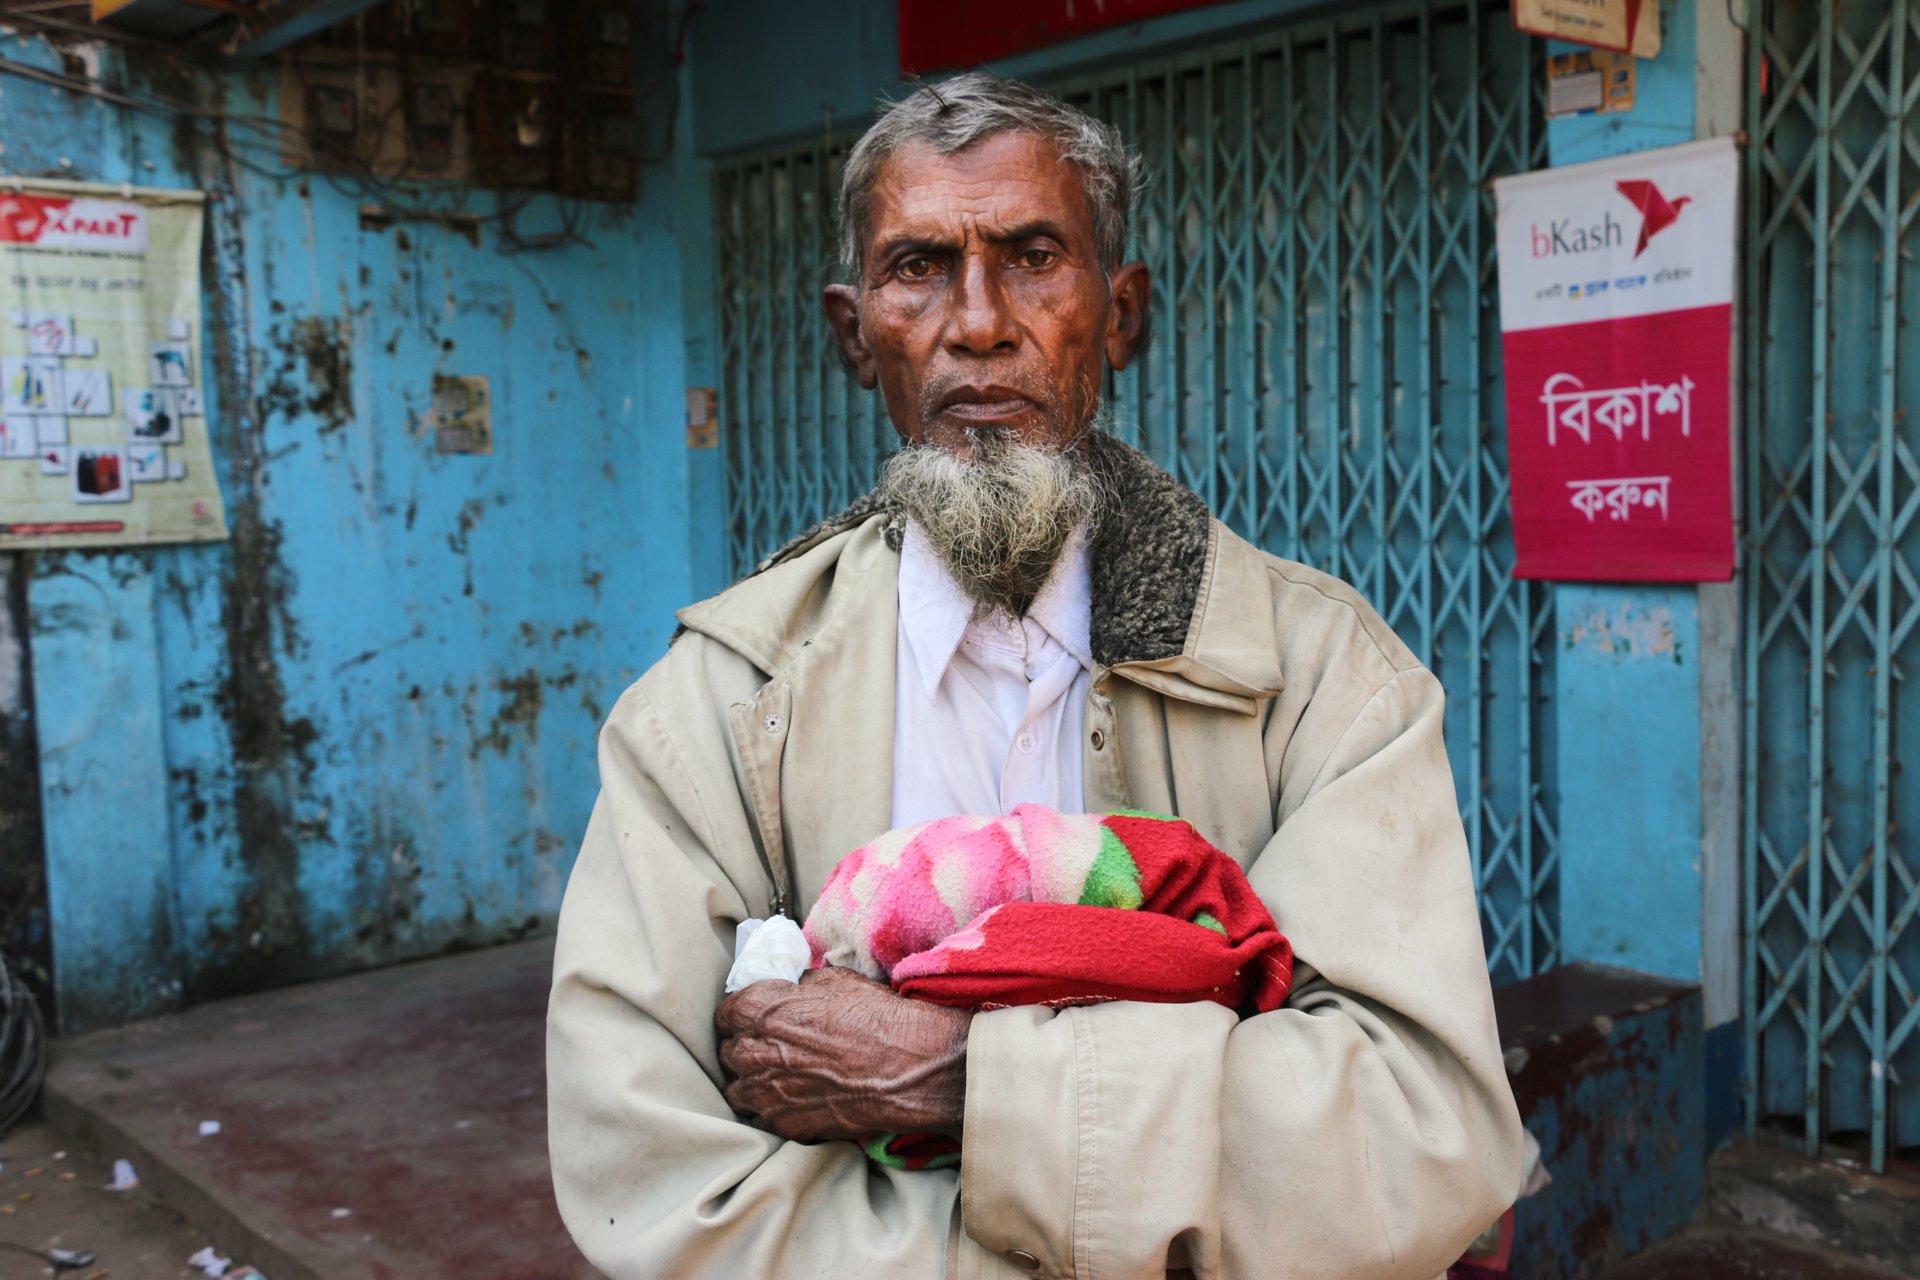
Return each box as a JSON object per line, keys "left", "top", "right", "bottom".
{"left": 429, "top": 374, "right": 492, "bottom": 455}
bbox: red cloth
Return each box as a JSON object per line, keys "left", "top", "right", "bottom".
{"left": 893, "top": 813, "right": 1294, "bottom": 1015}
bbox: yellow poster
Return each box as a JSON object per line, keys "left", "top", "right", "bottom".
{"left": 1514, "top": 0, "right": 1661, "bottom": 59}
{"left": 0, "top": 178, "right": 229, "bottom": 550}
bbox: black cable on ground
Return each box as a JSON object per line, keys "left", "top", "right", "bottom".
{"left": 0, "top": 951, "right": 45, "bottom": 1141}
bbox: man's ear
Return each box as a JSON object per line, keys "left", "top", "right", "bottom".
{"left": 823, "top": 284, "right": 877, "bottom": 389}
{"left": 1103, "top": 261, "right": 1152, "bottom": 372}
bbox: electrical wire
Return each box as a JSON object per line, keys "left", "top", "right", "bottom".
{"left": 0, "top": 1, "right": 686, "bottom": 248}
{"left": 0, "top": 951, "right": 44, "bottom": 1141}
{"left": 0, "top": 50, "right": 581, "bottom": 240}
{"left": 635, "top": 0, "right": 698, "bottom": 167}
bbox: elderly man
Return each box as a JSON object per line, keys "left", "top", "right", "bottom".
{"left": 548, "top": 73, "right": 1522, "bottom": 1279}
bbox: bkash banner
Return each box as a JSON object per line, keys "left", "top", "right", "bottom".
{"left": 1493, "top": 137, "right": 1737, "bottom": 581}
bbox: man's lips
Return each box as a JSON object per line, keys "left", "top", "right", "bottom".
{"left": 935, "top": 386, "right": 1037, "bottom": 421}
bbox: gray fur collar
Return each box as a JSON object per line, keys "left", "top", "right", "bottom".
{"left": 758, "top": 433, "right": 1210, "bottom": 668}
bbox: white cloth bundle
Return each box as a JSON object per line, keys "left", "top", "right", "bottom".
{"left": 724, "top": 916, "right": 809, "bottom": 993}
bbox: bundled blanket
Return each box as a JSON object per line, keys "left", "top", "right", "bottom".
{"left": 802, "top": 803, "right": 1294, "bottom": 1168}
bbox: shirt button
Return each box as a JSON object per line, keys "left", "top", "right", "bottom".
{"left": 1016, "top": 732, "right": 1035, "bottom": 754}
{"left": 1005, "top": 1250, "right": 1042, "bottom": 1272}
{"left": 1089, "top": 729, "right": 1105, "bottom": 751}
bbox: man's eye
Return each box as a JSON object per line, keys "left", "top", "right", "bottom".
{"left": 898, "top": 257, "right": 939, "bottom": 279}
{"left": 1018, "top": 248, "right": 1057, "bottom": 268}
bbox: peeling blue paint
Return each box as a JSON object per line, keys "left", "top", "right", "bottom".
{"left": 6, "top": 27, "right": 695, "bottom": 1029}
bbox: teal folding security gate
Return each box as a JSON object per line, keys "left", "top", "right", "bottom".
{"left": 1744, "top": 0, "right": 1920, "bottom": 1168}
{"left": 714, "top": 0, "right": 1556, "bottom": 985}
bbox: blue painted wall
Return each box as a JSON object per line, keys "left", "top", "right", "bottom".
{"left": 1543, "top": 0, "right": 1746, "bottom": 1156}
{"left": 1548, "top": 0, "right": 1737, "bottom": 1015}
{"left": 3, "top": 23, "right": 695, "bottom": 1029}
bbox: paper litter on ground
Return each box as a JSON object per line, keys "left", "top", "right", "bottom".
{"left": 188, "top": 1244, "right": 231, "bottom": 1276}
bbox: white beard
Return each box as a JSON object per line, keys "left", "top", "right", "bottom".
{"left": 878, "top": 431, "right": 1105, "bottom": 618}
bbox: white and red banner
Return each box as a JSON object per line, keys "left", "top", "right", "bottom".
{"left": 1494, "top": 137, "right": 1738, "bottom": 582}
{"left": 1, "top": 179, "right": 226, "bottom": 550}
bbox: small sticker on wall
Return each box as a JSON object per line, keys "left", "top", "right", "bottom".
{"left": 429, "top": 374, "right": 492, "bottom": 455}
{"left": 39, "top": 445, "right": 70, "bottom": 476}
{"left": 1545, "top": 49, "right": 1636, "bottom": 119}
{"left": 127, "top": 442, "right": 166, "bottom": 483}
{"left": 0, "top": 417, "right": 36, "bottom": 458}
{"left": 125, "top": 388, "right": 182, "bottom": 445}
{"left": 23, "top": 312, "right": 78, "bottom": 356}
{"left": 149, "top": 341, "right": 193, "bottom": 387}
{"left": 64, "top": 369, "right": 112, "bottom": 417}
{"left": 72, "top": 446, "right": 132, "bottom": 503}
{"left": 685, "top": 387, "right": 718, "bottom": 449}
{"left": 2, "top": 356, "right": 63, "bottom": 415}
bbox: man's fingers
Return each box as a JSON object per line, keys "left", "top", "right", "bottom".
{"left": 799, "top": 964, "right": 882, "bottom": 993}
{"left": 722, "top": 1075, "right": 757, "bottom": 1118}
{"left": 715, "top": 977, "right": 803, "bottom": 1036}
{"left": 714, "top": 980, "right": 776, "bottom": 1036}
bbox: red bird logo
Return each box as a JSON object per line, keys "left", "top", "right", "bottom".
{"left": 1615, "top": 179, "right": 1693, "bottom": 257}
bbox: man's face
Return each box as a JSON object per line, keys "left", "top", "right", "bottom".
{"left": 825, "top": 132, "right": 1149, "bottom": 459}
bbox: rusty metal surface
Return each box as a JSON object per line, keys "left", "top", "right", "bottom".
{"left": 1495, "top": 965, "right": 1705, "bottom": 1280}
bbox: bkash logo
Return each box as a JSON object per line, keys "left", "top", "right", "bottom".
{"left": 1614, "top": 180, "right": 1692, "bottom": 257}
{"left": 1529, "top": 212, "right": 1625, "bottom": 258}
{"left": 1529, "top": 180, "right": 1694, "bottom": 260}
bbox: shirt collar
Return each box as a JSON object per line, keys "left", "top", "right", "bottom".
{"left": 897, "top": 520, "right": 1092, "bottom": 702}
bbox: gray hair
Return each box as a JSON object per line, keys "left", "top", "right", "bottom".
{"left": 837, "top": 72, "right": 1145, "bottom": 281}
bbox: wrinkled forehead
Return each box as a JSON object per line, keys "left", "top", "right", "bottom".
{"left": 863, "top": 133, "right": 1098, "bottom": 252}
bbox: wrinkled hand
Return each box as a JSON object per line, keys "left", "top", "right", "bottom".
{"left": 715, "top": 965, "right": 971, "bottom": 1143}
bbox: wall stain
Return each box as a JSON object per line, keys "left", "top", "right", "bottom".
{"left": 0, "top": 555, "right": 51, "bottom": 1023}
{"left": 481, "top": 670, "right": 545, "bottom": 755}
{"left": 192, "top": 96, "right": 321, "bottom": 1002}
{"left": 263, "top": 314, "right": 356, "bottom": 435}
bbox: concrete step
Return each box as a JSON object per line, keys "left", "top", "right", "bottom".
{"left": 1599, "top": 1222, "right": 1911, "bottom": 1280}
{"left": 1699, "top": 1139, "right": 1920, "bottom": 1278}
{"left": 38, "top": 939, "right": 593, "bottom": 1280}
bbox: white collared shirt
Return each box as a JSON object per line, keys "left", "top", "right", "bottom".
{"left": 889, "top": 520, "right": 1092, "bottom": 828}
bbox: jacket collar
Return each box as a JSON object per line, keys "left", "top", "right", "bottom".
{"left": 675, "top": 433, "right": 1284, "bottom": 712}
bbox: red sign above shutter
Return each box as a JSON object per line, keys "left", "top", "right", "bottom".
{"left": 899, "top": 0, "right": 1228, "bottom": 75}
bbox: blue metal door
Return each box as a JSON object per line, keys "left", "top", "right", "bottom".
{"left": 714, "top": 0, "right": 1556, "bottom": 984}
{"left": 1743, "top": 0, "right": 1920, "bottom": 1169}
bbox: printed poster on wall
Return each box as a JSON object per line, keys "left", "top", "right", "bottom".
{"left": 1494, "top": 136, "right": 1737, "bottom": 581}
{"left": 0, "top": 178, "right": 229, "bottom": 551}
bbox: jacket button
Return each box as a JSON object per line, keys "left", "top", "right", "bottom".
{"left": 1089, "top": 729, "right": 1106, "bottom": 751}
{"left": 1005, "top": 1249, "right": 1042, "bottom": 1272}
{"left": 763, "top": 713, "right": 782, "bottom": 733}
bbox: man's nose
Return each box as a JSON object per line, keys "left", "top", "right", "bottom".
{"left": 945, "top": 256, "right": 1017, "bottom": 355}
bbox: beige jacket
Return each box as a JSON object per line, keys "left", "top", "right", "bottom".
{"left": 548, "top": 438, "right": 1523, "bottom": 1279}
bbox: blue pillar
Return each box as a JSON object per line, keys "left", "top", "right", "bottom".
{"left": 1547, "top": 3, "right": 1744, "bottom": 1141}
